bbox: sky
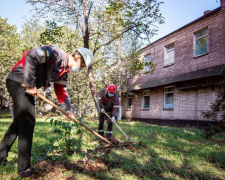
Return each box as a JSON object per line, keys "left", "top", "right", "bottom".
{"left": 0, "top": 0, "right": 220, "bottom": 43}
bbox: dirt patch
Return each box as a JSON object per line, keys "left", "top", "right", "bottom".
{"left": 31, "top": 159, "right": 106, "bottom": 179}
{"left": 64, "top": 159, "right": 106, "bottom": 173}
{"left": 29, "top": 138, "right": 142, "bottom": 179}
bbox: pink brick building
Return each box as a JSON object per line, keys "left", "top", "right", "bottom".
{"left": 121, "top": 0, "right": 225, "bottom": 121}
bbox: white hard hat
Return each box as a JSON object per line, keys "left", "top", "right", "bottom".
{"left": 75, "top": 48, "right": 93, "bottom": 69}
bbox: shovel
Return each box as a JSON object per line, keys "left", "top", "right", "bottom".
{"left": 21, "top": 84, "right": 114, "bottom": 146}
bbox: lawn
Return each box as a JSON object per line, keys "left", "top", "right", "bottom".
{"left": 0, "top": 114, "right": 224, "bottom": 180}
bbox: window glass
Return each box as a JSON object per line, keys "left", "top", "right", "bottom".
{"left": 164, "top": 87, "right": 174, "bottom": 109}
{"left": 144, "top": 54, "right": 151, "bottom": 72}
{"left": 143, "top": 96, "right": 150, "bottom": 109}
{"left": 195, "top": 28, "right": 208, "bottom": 56}
{"left": 195, "top": 29, "right": 208, "bottom": 38}
{"left": 164, "top": 43, "right": 174, "bottom": 66}
{"left": 126, "top": 95, "right": 132, "bottom": 110}
{"left": 142, "top": 90, "right": 150, "bottom": 109}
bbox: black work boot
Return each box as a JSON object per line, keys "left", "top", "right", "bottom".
{"left": 106, "top": 131, "right": 112, "bottom": 141}
{"left": 98, "top": 130, "right": 104, "bottom": 137}
{"left": 17, "top": 166, "right": 35, "bottom": 177}
{"left": 98, "top": 131, "right": 105, "bottom": 145}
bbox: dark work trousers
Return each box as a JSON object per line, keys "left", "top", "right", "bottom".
{"left": 0, "top": 79, "right": 35, "bottom": 172}
{"left": 98, "top": 112, "right": 113, "bottom": 139}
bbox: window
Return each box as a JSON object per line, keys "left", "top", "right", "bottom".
{"left": 142, "top": 90, "right": 150, "bottom": 109}
{"left": 194, "top": 28, "right": 208, "bottom": 56}
{"left": 164, "top": 43, "right": 175, "bottom": 66}
{"left": 164, "top": 86, "right": 174, "bottom": 109}
{"left": 126, "top": 94, "right": 132, "bottom": 110}
{"left": 144, "top": 54, "right": 151, "bottom": 72}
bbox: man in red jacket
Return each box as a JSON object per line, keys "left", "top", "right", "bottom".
{"left": 0, "top": 45, "right": 93, "bottom": 177}
{"left": 98, "top": 84, "right": 120, "bottom": 141}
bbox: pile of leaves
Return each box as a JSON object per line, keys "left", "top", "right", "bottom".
{"left": 31, "top": 159, "right": 106, "bottom": 179}
{"left": 28, "top": 138, "right": 143, "bottom": 179}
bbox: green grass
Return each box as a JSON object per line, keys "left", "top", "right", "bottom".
{"left": 0, "top": 115, "right": 225, "bottom": 180}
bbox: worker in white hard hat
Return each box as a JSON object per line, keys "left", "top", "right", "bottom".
{"left": 73, "top": 47, "right": 93, "bottom": 70}
{"left": 0, "top": 45, "right": 93, "bottom": 177}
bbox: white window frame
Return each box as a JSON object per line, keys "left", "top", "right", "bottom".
{"left": 144, "top": 54, "right": 151, "bottom": 72}
{"left": 164, "top": 86, "right": 174, "bottom": 109}
{"left": 142, "top": 90, "right": 150, "bottom": 109}
{"left": 164, "top": 43, "right": 175, "bottom": 66}
{"left": 126, "top": 94, "right": 132, "bottom": 110}
{"left": 194, "top": 28, "right": 208, "bottom": 57}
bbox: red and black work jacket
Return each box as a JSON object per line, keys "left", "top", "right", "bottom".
{"left": 99, "top": 89, "right": 120, "bottom": 117}
{"left": 8, "top": 45, "right": 71, "bottom": 111}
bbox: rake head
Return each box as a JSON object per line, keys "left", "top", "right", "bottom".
{"left": 95, "top": 138, "right": 143, "bottom": 152}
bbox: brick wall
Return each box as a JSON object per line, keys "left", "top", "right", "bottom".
{"left": 122, "top": 85, "right": 220, "bottom": 120}
{"left": 130, "top": 7, "right": 225, "bottom": 86}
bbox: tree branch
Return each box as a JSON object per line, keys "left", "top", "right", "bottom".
{"left": 65, "top": 0, "right": 84, "bottom": 34}
{"left": 93, "top": 23, "right": 142, "bottom": 54}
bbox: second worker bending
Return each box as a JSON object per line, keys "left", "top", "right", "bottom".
{"left": 98, "top": 84, "right": 120, "bottom": 141}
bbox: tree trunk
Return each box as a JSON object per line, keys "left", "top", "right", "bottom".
{"left": 87, "top": 66, "right": 99, "bottom": 113}
{"left": 83, "top": 10, "right": 98, "bottom": 113}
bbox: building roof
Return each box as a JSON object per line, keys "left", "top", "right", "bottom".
{"left": 130, "top": 65, "right": 225, "bottom": 91}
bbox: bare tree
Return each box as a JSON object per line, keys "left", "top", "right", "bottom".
{"left": 26, "top": 0, "right": 164, "bottom": 110}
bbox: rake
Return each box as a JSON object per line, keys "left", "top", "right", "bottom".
{"left": 103, "top": 111, "right": 133, "bottom": 143}
{"left": 21, "top": 84, "right": 113, "bottom": 146}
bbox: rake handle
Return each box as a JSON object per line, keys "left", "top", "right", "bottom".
{"left": 104, "top": 112, "right": 133, "bottom": 142}
{"left": 21, "top": 84, "right": 113, "bottom": 146}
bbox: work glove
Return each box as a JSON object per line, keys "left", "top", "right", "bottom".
{"left": 66, "top": 110, "right": 75, "bottom": 119}
{"left": 111, "top": 116, "right": 116, "bottom": 123}
{"left": 100, "top": 108, "right": 105, "bottom": 113}
{"left": 25, "top": 86, "right": 37, "bottom": 96}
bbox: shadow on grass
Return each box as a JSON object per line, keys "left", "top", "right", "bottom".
{"left": 58, "top": 121, "right": 225, "bottom": 180}
{"left": 84, "top": 122, "right": 224, "bottom": 180}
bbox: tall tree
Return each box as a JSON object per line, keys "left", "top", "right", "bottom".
{"left": 0, "top": 17, "right": 22, "bottom": 102}
{"left": 26, "top": 0, "right": 164, "bottom": 111}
